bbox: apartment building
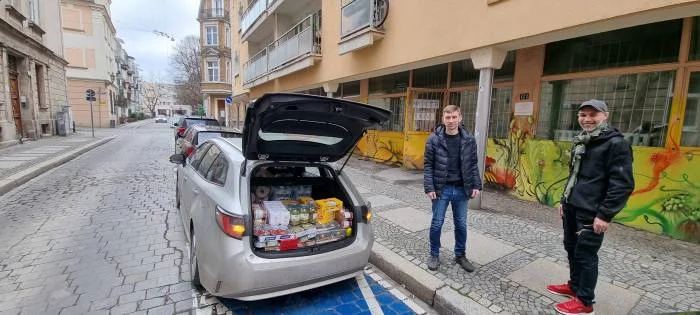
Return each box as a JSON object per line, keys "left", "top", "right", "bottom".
{"left": 198, "top": 0, "right": 233, "bottom": 125}
{"left": 149, "top": 83, "right": 192, "bottom": 117}
{"left": 229, "top": 0, "right": 700, "bottom": 241}
{"left": 0, "top": 0, "right": 70, "bottom": 144}
{"left": 61, "top": 0, "right": 123, "bottom": 128}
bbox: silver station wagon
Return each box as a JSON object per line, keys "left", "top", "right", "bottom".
{"left": 169, "top": 93, "right": 390, "bottom": 300}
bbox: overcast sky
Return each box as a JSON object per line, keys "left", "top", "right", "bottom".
{"left": 111, "top": 0, "right": 200, "bottom": 81}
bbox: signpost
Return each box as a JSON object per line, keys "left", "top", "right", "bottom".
{"left": 225, "top": 96, "right": 232, "bottom": 127}
{"left": 85, "top": 89, "right": 96, "bottom": 138}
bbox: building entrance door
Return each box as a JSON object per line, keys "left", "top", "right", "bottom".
{"left": 9, "top": 72, "right": 22, "bottom": 135}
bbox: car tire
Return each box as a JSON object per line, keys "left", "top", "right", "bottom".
{"left": 190, "top": 228, "right": 202, "bottom": 288}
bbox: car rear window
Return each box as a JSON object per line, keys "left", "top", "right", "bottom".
{"left": 185, "top": 118, "right": 220, "bottom": 128}
{"left": 197, "top": 131, "right": 240, "bottom": 144}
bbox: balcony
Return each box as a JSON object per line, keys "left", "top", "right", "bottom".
{"left": 243, "top": 13, "right": 321, "bottom": 88}
{"left": 338, "top": 0, "right": 388, "bottom": 55}
{"left": 199, "top": 8, "right": 230, "bottom": 21}
{"left": 240, "top": 0, "right": 270, "bottom": 35}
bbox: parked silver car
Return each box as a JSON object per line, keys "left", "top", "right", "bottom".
{"left": 169, "top": 93, "right": 390, "bottom": 300}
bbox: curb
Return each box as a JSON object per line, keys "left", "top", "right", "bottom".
{"left": 0, "top": 136, "right": 116, "bottom": 196}
{"left": 370, "top": 242, "right": 496, "bottom": 315}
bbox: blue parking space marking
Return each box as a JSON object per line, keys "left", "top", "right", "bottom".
{"left": 217, "top": 272, "right": 420, "bottom": 314}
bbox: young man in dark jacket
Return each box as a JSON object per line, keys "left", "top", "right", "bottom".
{"left": 547, "top": 99, "right": 635, "bottom": 315}
{"left": 424, "top": 105, "right": 482, "bottom": 272}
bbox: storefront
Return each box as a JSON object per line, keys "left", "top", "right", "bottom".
{"left": 352, "top": 17, "right": 700, "bottom": 241}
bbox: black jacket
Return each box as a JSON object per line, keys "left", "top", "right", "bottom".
{"left": 424, "top": 125, "right": 483, "bottom": 195}
{"left": 563, "top": 128, "right": 635, "bottom": 222}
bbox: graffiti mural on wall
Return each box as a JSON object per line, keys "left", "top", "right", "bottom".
{"left": 355, "top": 130, "right": 404, "bottom": 166}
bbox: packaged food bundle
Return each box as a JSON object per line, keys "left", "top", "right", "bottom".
{"left": 270, "top": 186, "right": 294, "bottom": 201}
{"left": 263, "top": 201, "right": 291, "bottom": 227}
{"left": 336, "top": 208, "right": 353, "bottom": 229}
{"left": 291, "top": 185, "right": 312, "bottom": 199}
{"left": 316, "top": 198, "right": 343, "bottom": 224}
{"left": 252, "top": 203, "right": 267, "bottom": 226}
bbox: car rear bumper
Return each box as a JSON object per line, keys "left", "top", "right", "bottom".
{"left": 202, "top": 224, "right": 373, "bottom": 300}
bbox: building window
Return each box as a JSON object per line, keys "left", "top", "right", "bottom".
{"left": 28, "top": 0, "right": 39, "bottom": 22}
{"left": 207, "top": 60, "right": 220, "bottom": 82}
{"left": 226, "top": 61, "right": 232, "bottom": 83}
{"left": 225, "top": 25, "right": 231, "bottom": 47}
{"left": 536, "top": 71, "right": 675, "bottom": 147}
{"left": 368, "top": 96, "right": 405, "bottom": 132}
{"left": 544, "top": 20, "right": 682, "bottom": 75}
{"left": 413, "top": 63, "right": 448, "bottom": 89}
{"left": 690, "top": 17, "right": 700, "bottom": 61}
{"left": 682, "top": 71, "right": 700, "bottom": 146}
{"left": 212, "top": 0, "right": 224, "bottom": 15}
{"left": 340, "top": 80, "right": 361, "bottom": 98}
{"left": 206, "top": 26, "right": 218, "bottom": 45}
{"left": 449, "top": 87, "right": 513, "bottom": 138}
{"left": 369, "top": 71, "right": 409, "bottom": 95}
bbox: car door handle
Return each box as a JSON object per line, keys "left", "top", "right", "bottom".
{"left": 193, "top": 188, "right": 199, "bottom": 195}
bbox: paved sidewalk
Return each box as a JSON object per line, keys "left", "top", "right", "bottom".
{"left": 343, "top": 157, "right": 700, "bottom": 315}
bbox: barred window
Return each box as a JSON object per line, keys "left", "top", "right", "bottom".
{"left": 369, "top": 72, "right": 409, "bottom": 95}
{"left": 537, "top": 71, "right": 675, "bottom": 147}
{"left": 448, "top": 87, "right": 512, "bottom": 139}
{"left": 368, "top": 96, "right": 405, "bottom": 132}
{"left": 690, "top": 16, "right": 700, "bottom": 61}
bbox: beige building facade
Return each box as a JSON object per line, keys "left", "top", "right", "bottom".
{"left": 199, "top": 0, "right": 233, "bottom": 125}
{"left": 0, "top": 0, "right": 70, "bottom": 145}
{"left": 61, "top": 0, "right": 120, "bottom": 128}
{"left": 229, "top": 0, "right": 700, "bottom": 241}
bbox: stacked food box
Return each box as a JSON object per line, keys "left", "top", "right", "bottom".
{"left": 252, "top": 186, "right": 354, "bottom": 251}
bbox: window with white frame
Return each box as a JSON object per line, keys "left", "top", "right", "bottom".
{"left": 28, "top": 0, "right": 40, "bottom": 22}
{"left": 207, "top": 60, "right": 220, "bottom": 82}
{"left": 225, "top": 25, "right": 231, "bottom": 47}
{"left": 206, "top": 26, "right": 218, "bottom": 45}
{"left": 226, "top": 61, "right": 232, "bottom": 83}
{"left": 212, "top": 0, "right": 224, "bottom": 16}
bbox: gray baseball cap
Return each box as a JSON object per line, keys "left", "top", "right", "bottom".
{"left": 578, "top": 99, "right": 608, "bottom": 112}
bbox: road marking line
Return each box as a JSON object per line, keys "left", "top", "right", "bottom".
{"left": 356, "top": 273, "right": 384, "bottom": 315}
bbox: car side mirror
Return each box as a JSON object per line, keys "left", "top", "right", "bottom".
{"left": 169, "top": 154, "right": 185, "bottom": 166}
{"left": 173, "top": 122, "right": 179, "bottom": 126}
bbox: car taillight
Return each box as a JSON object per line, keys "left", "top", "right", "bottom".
{"left": 361, "top": 202, "right": 372, "bottom": 223}
{"left": 184, "top": 146, "right": 194, "bottom": 157}
{"left": 215, "top": 206, "right": 246, "bottom": 239}
{"left": 177, "top": 127, "right": 185, "bottom": 136}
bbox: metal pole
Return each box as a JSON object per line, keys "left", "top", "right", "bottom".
{"left": 89, "top": 99, "right": 95, "bottom": 138}
{"left": 472, "top": 68, "right": 494, "bottom": 210}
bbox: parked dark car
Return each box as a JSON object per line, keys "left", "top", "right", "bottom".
{"left": 179, "top": 125, "right": 242, "bottom": 157}
{"left": 174, "top": 116, "right": 221, "bottom": 150}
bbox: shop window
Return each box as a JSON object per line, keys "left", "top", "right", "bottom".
{"left": 544, "top": 20, "right": 682, "bottom": 75}
{"left": 368, "top": 96, "right": 405, "bottom": 132}
{"left": 536, "top": 71, "right": 675, "bottom": 147}
{"left": 369, "top": 71, "right": 409, "bottom": 95}
{"left": 448, "top": 87, "right": 512, "bottom": 138}
{"left": 413, "top": 63, "right": 448, "bottom": 89}
{"left": 297, "top": 87, "right": 324, "bottom": 96}
{"left": 450, "top": 51, "right": 515, "bottom": 87}
{"left": 682, "top": 72, "right": 700, "bottom": 146}
{"left": 340, "top": 80, "right": 361, "bottom": 98}
{"left": 690, "top": 17, "right": 700, "bottom": 61}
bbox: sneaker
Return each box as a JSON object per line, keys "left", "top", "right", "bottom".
{"left": 427, "top": 255, "right": 439, "bottom": 271}
{"left": 555, "top": 297, "right": 594, "bottom": 315}
{"left": 546, "top": 283, "right": 576, "bottom": 298}
{"left": 455, "top": 256, "right": 475, "bottom": 272}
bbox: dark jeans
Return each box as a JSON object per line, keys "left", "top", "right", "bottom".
{"left": 429, "top": 184, "right": 468, "bottom": 257}
{"left": 563, "top": 204, "right": 605, "bottom": 306}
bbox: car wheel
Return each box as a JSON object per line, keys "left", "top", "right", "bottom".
{"left": 190, "top": 229, "right": 202, "bottom": 288}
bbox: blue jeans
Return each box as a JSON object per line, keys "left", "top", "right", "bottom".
{"left": 429, "top": 184, "right": 469, "bottom": 257}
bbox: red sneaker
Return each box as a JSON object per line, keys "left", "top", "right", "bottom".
{"left": 555, "top": 297, "right": 594, "bottom": 315}
{"left": 546, "top": 283, "right": 576, "bottom": 298}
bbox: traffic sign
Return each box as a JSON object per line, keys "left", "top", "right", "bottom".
{"left": 85, "top": 89, "right": 96, "bottom": 102}
{"left": 225, "top": 96, "right": 232, "bottom": 106}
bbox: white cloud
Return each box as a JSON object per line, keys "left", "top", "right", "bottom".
{"left": 111, "top": 0, "right": 200, "bottom": 80}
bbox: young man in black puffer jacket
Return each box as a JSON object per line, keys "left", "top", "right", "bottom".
{"left": 423, "top": 105, "right": 482, "bottom": 272}
{"left": 547, "top": 99, "right": 635, "bottom": 315}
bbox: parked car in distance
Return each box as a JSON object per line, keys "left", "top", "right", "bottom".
{"left": 169, "top": 115, "right": 183, "bottom": 128}
{"left": 155, "top": 116, "right": 168, "bottom": 123}
{"left": 168, "top": 93, "right": 390, "bottom": 301}
{"left": 179, "top": 125, "right": 242, "bottom": 157}
{"left": 174, "top": 116, "right": 221, "bottom": 150}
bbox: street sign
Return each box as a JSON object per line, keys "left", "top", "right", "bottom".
{"left": 225, "top": 96, "right": 232, "bottom": 106}
{"left": 85, "top": 89, "right": 96, "bottom": 102}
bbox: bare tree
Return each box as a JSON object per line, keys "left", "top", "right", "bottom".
{"left": 169, "top": 35, "right": 201, "bottom": 109}
{"left": 140, "top": 82, "right": 161, "bottom": 118}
